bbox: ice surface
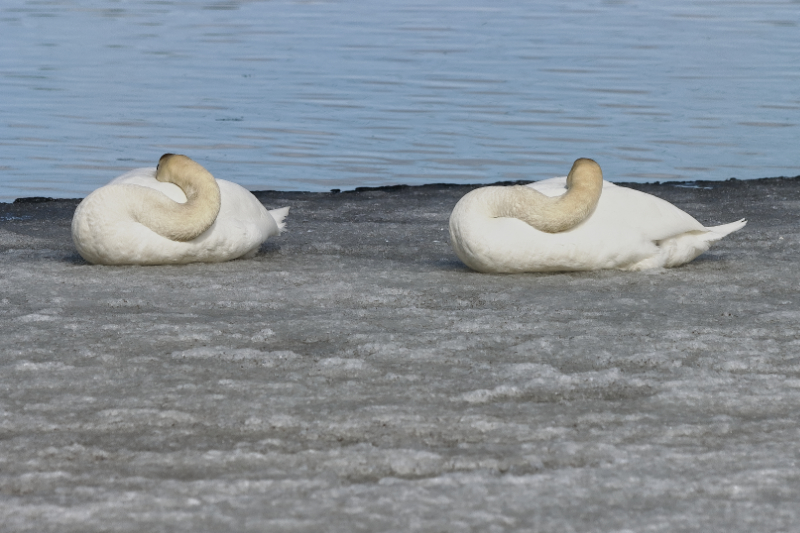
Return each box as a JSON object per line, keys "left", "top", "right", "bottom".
{"left": 1, "top": 179, "right": 799, "bottom": 532}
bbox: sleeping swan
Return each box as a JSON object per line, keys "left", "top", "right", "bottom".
{"left": 71, "top": 154, "right": 289, "bottom": 265}
{"left": 449, "top": 158, "right": 746, "bottom": 273}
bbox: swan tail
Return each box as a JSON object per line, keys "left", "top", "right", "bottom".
{"left": 706, "top": 218, "right": 747, "bottom": 239}
{"left": 628, "top": 219, "right": 747, "bottom": 270}
{"left": 269, "top": 207, "right": 290, "bottom": 233}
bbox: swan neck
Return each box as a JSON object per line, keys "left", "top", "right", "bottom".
{"left": 138, "top": 154, "right": 222, "bottom": 241}
{"left": 498, "top": 158, "right": 603, "bottom": 233}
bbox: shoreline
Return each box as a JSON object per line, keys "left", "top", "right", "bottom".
{"left": 5, "top": 172, "right": 800, "bottom": 205}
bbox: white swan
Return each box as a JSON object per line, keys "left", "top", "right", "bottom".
{"left": 72, "top": 154, "right": 289, "bottom": 265}
{"left": 449, "top": 158, "right": 746, "bottom": 273}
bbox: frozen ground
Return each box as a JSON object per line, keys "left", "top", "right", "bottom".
{"left": 1, "top": 177, "right": 799, "bottom": 532}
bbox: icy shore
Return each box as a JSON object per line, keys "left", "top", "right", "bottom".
{"left": 1, "top": 177, "right": 798, "bottom": 532}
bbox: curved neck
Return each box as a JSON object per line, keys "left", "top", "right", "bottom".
{"left": 135, "top": 154, "right": 222, "bottom": 241}
{"left": 497, "top": 158, "right": 603, "bottom": 233}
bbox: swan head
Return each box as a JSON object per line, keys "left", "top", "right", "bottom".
{"left": 566, "top": 158, "right": 602, "bottom": 189}
{"left": 155, "top": 153, "right": 206, "bottom": 187}
{"left": 156, "top": 153, "right": 176, "bottom": 174}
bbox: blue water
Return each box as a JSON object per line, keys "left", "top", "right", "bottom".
{"left": 1, "top": 0, "right": 798, "bottom": 201}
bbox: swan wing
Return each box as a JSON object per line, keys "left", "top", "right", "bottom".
{"left": 603, "top": 186, "right": 706, "bottom": 239}
{"left": 530, "top": 179, "right": 705, "bottom": 240}
{"left": 527, "top": 180, "right": 726, "bottom": 270}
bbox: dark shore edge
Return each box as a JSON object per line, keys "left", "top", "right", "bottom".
{"left": 6, "top": 174, "right": 800, "bottom": 205}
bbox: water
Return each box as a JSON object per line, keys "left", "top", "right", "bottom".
{"left": 1, "top": 0, "right": 799, "bottom": 202}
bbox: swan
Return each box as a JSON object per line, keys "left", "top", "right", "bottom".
{"left": 449, "top": 158, "right": 746, "bottom": 273}
{"left": 71, "top": 154, "right": 289, "bottom": 265}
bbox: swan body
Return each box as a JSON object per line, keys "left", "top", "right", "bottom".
{"left": 72, "top": 155, "right": 289, "bottom": 265}
{"left": 449, "top": 159, "right": 746, "bottom": 273}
